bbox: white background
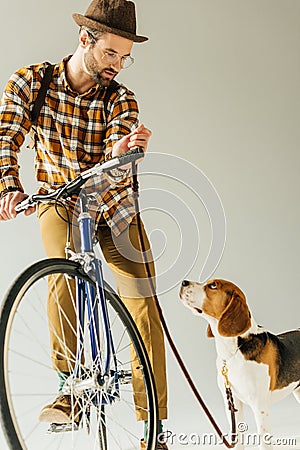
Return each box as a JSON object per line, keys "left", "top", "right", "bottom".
{"left": 0, "top": 0, "right": 299, "bottom": 448}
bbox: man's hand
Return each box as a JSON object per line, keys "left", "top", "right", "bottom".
{"left": 111, "top": 124, "right": 152, "bottom": 158}
{"left": 0, "top": 191, "right": 36, "bottom": 221}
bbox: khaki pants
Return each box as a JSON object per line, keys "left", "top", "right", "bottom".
{"left": 38, "top": 203, "right": 168, "bottom": 421}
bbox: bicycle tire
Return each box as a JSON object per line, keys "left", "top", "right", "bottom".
{"left": 0, "top": 258, "right": 158, "bottom": 450}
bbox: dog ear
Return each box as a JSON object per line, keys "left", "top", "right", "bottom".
{"left": 207, "top": 325, "right": 214, "bottom": 338}
{"left": 218, "top": 292, "right": 251, "bottom": 337}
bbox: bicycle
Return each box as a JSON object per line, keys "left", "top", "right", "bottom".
{"left": 0, "top": 148, "right": 158, "bottom": 450}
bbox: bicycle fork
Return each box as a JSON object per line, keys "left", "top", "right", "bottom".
{"left": 72, "top": 195, "right": 118, "bottom": 398}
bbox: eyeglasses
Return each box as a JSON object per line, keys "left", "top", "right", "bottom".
{"left": 86, "top": 30, "right": 134, "bottom": 69}
{"left": 100, "top": 49, "right": 135, "bottom": 69}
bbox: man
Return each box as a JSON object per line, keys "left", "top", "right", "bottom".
{"left": 0, "top": 0, "right": 168, "bottom": 448}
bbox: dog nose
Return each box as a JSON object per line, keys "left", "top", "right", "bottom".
{"left": 181, "top": 280, "right": 190, "bottom": 287}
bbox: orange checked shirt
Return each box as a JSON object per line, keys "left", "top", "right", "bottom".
{"left": 0, "top": 56, "right": 139, "bottom": 235}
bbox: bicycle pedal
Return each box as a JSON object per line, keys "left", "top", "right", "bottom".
{"left": 47, "top": 422, "right": 79, "bottom": 433}
{"left": 118, "top": 369, "right": 132, "bottom": 384}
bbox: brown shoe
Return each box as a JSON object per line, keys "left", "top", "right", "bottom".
{"left": 38, "top": 394, "right": 80, "bottom": 424}
{"left": 140, "top": 439, "right": 168, "bottom": 449}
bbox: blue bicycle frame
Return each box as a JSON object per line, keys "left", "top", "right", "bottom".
{"left": 73, "top": 191, "right": 118, "bottom": 395}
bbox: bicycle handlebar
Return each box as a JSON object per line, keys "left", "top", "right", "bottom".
{"left": 15, "top": 147, "right": 144, "bottom": 213}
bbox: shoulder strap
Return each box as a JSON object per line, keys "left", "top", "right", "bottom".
{"left": 103, "top": 79, "right": 120, "bottom": 116}
{"left": 31, "top": 64, "right": 55, "bottom": 125}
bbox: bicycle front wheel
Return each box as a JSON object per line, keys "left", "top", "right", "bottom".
{"left": 0, "top": 258, "right": 158, "bottom": 450}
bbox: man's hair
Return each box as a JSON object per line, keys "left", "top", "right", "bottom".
{"left": 80, "top": 26, "right": 106, "bottom": 44}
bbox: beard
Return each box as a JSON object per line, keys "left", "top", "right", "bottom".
{"left": 84, "top": 49, "right": 117, "bottom": 87}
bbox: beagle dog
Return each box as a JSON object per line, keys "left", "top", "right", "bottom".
{"left": 180, "top": 279, "right": 300, "bottom": 450}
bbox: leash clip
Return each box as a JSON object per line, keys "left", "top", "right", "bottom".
{"left": 222, "top": 360, "right": 238, "bottom": 416}
{"left": 221, "top": 361, "right": 231, "bottom": 388}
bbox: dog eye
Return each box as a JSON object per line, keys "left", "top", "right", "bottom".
{"left": 207, "top": 282, "right": 217, "bottom": 290}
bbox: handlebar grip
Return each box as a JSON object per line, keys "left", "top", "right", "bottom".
{"left": 15, "top": 196, "right": 34, "bottom": 213}
{"left": 101, "top": 148, "right": 144, "bottom": 172}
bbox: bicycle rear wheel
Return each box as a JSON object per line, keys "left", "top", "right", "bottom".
{"left": 0, "top": 258, "right": 158, "bottom": 450}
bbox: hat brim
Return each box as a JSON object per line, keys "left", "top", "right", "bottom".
{"left": 72, "top": 13, "right": 148, "bottom": 43}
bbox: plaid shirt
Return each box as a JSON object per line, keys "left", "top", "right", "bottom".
{"left": 0, "top": 56, "right": 139, "bottom": 235}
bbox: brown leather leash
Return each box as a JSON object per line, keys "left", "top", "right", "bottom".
{"left": 131, "top": 163, "right": 237, "bottom": 449}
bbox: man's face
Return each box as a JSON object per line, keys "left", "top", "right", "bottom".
{"left": 83, "top": 32, "right": 134, "bottom": 87}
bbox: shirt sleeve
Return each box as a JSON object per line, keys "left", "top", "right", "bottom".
{"left": 104, "top": 86, "right": 139, "bottom": 158}
{"left": 103, "top": 86, "right": 139, "bottom": 185}
{"left": 0, "top": 67, "right": 33, "bottom": 196}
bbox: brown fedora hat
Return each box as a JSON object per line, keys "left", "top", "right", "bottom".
{"left": 72, "top": 0, "right": 148, "bottom": 43}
